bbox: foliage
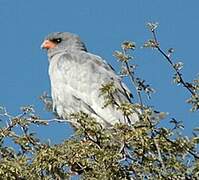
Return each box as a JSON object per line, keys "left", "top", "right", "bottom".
{"left": 0, "top": 23, "right": 199, "bottom": 179}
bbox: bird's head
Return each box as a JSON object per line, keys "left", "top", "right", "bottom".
{"left": 41, "top": 32, "right": 87, "bottom": 57}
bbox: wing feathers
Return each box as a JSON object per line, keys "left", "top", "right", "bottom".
{"left": 50, "top": 50, "right": 136, "bottom": 125}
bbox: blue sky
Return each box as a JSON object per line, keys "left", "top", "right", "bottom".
{"left": 0, "top": 0, "right": 198, "bottom": 143}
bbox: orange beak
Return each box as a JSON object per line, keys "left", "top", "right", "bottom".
{"left": 41, "top": 40, "right": 56, "bottom": 49}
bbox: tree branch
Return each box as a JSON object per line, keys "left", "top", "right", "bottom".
{"left": 151, "top": 30, "right": 196, "bottom": 96}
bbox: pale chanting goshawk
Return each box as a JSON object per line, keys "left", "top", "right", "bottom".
{"left": 41, "top": 32, "right": 139, "bottom": 127}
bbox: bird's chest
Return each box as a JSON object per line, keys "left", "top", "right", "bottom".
{"left": 48, "top": 53, "right": 102, "bottom": 109}
{"left": 49, "top": 56, "right": 84, "bottom": 86}
{"left": 49, "top": 54, "right": 66, "bottom": 88}
{"left": 49, "top": 54, "right": 86, "bottom": 98}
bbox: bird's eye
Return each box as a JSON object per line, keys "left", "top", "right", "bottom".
{"left": 51, "top": 38, "right": 62, "bottom": 44}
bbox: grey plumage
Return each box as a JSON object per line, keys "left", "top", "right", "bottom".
{"left": 41, "top": 32, "right": 139, "bottom": 126}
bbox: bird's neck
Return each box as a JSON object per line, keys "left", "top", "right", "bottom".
{"left": 47, "top": 48, "right": 66, "bottom": 59}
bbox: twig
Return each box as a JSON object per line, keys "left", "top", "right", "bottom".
{"left": 155, "top": 129, "right": 199, "bottom": 160}
{"left": 153, "top": 137, "right": 165, "bottom": 169}
{"left": 122, "top": 49, "right": 143, "bottom": 108}
{"left": 84, "top": 131, "right": 102, "bottom": 149}
{"left": 125, "top": 61, "right": 143, "bottom": 108}
{"left": 151, "top": 30, "right": 195, "bottom": 96}
{"left": 28, "top": 118, "right": 75, "bottom": 124}
{"left": 146, "top": 116, "right": 165, "bottom": 169}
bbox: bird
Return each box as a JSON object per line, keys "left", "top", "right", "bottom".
{"left": 41, "top": 32, "right": 139, "bottom": 127}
